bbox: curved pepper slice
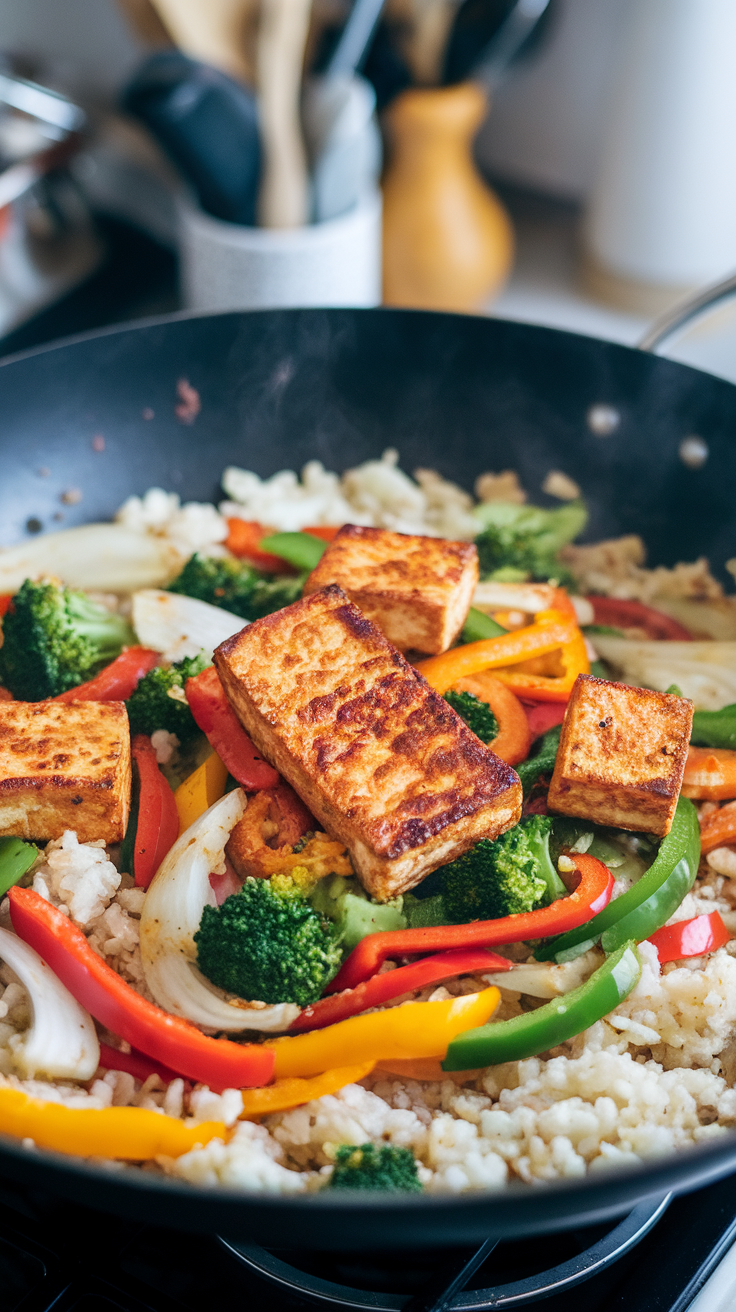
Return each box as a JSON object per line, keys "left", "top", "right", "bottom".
{"left": 442, "top": 942, "right": 641, "bottom": 1071}
{"left": 682, "top": 746, "right": 736, "bottom": 801}
{"left": 328, "top": 853, "right": 613, "bottom": 994}
{"left": 268, "top": 988, "right": 501, "bottom": 1079}
{"left": 53, "top": 647, "right": 160, "bottom": 703}
{"left": 536, "top": 796, "right": 700, "bottom": 962}
{"left": 648, "top": 911, "right": 730, "bottom": 964}
{"left": 291, "top": 948, "right": 512, "bottom": 1032}
{"left": 185, "top": 665, "right": 279, "bottom": 790}
{"left": 174, "top": 751, "right": 229, "bottom": 835}
{"left": 699, "top": 800, "right": 736, "bottom": 855}
{"left": 239, "top": 1062, "right": 376, "bottom": 1118}
{"left": 416, "top": 609, "right": 582, "bottom": 696}
{"left": 8, "top": 887, "right": 274, "bottom": 1092}
{"left": 452, "top": 673, "right": 531, "bottom": 765}
{"left": 130, "top": 735, "right": 180, "bottom": 889}
{"left": 0, "top": 1086, "right": 225, "bottom": 1160}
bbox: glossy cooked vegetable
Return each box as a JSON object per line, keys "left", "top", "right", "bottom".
{"left": 648, "top": 911, "right": 730, "bottom": 963}
{"left": 9, "top": 887, "right": 274, "bottom": 1090}
{"left": 54, "top": 647, "right": 160, "bottom": 703}
{"left": 239, "top": 1063, "right": 376, "bottom": 1117}
{"left": 443, "top": 942, "right": 641, "bottom": 1070}
{"left": 415, "top": 609, "right": 584, "bottom": 698}
{"left": 473, "top": 500, "right": 587, "bottom": 582}
{"left": 126, "top": 735, "right": 180, "bottom": 890}
{"left": 185, "top": 665, "right": 279, "bottom": 790}
{"left": 329, "top": 853, "right": 613, "bottom": 993}
{"left": 436, "top": 817, "right": 566, "bottom": 923}
{"left": 536, "top": 796, "right": 700, "bottom": 961}
{"left": 691, "top": 704, "right": 736, "bottom": 752}
{"left": 682, "top": 746, "right": 736, "bottom": 800}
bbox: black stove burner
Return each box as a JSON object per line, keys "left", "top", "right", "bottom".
{"left": 222, "top": 1195, "right": 669, "bottom": 1310}
{"left": 0, "top": 1174, "right": 734, "bottom": 1312}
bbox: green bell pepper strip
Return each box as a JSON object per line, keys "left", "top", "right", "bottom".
{"left": 259, "top": 532, "right": 327, "bottom": 572}
{"left": 0, "top": 837, "right": 37, "bottom": 899}
{"left": 461, "top": 607, "right": 507, "bottom": 643}
{"left": 691, "top": 703, "right": 736, "bottom": 751}
{"left": 535, "top": 796, "right": 700, "bottom": 962}
{"left": 442, "top": 941, "right": 641, "bottom": 1070}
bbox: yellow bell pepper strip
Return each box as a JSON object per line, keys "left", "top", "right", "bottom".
{"left": 268, "top": 988, "right": 501, "bottom": 1079}
{"left": 416, "top": 609, "right": 582, "bottom": 697}
{"left": 240, "top": 1062, "right": 376, "bottom": 1118}
{"left": 0, "top": 1086, "right": 225, "bottom": 1160}
{"left": 174, "top": 751, "right": 228, "bottom": 834}
{"left": 8, "top": 887, "right": 274, "bottom": 1092}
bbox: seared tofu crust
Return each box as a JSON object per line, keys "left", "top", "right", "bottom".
{"left": 215, "top": 586, "right": 521, "bottom": 900}
{"left": 0, "top": 700, "right": 131, "bottom": 843}
{"left": 303, "top": 525, "right": 478, "bottom": 655}
{"left": 548, "top": 674, "right": 693, "bottom": 835}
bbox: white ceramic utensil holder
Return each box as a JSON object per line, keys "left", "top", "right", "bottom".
{"left": 178, "top": 188, "right": 382, "bottom": 311}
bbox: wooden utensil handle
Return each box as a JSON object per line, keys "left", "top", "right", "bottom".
{"left": 258, "top": 0, "right": 312, "bottom": 228}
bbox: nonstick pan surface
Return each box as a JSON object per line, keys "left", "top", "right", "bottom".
{"left": 0, "top": 306, "right": 734, "bottom": 1248}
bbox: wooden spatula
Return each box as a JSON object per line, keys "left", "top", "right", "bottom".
{"left": 148, "top": 0, "right": 258, "bottom": 85}
{"left": 257, "top": 0, "right": 313, "bottom": 228}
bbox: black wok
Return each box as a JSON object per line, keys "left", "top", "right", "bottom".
{"left": 0, "top": 306, "right": 734, "bottom": 1249}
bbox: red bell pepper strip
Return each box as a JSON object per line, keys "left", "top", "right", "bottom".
{"left": 97, "top": 1042, "right": 182, "bottom": 1086}
{"left": 647, "top": 911, "right": 730, "bottom": 964}
{"left": 521, "top": 698, "right": 567, "bottom": 741}
{"left": 586, "top": 596, "right": 692, "bottom": 641}
{"left": 290, "top": 948, "right": 513, "bottom": 1033}
{"left": 302, "top": 526, "right": 341, "bottom": 543}
{"left": 225, "top": 518, "right": 298, "bottom": 572}
{"left": 130, "top": 735, "right": 180, "bottom": 889}
{"left": 53, "top": 647, "right": 160, "bottom": 703}
{"left": 9, "top": 887, "right": 274, "bottom": 1092}
{"left": 185, "top": 665, "right": 279, "bottom": 790}
{"left": 0, "top": 594, "right": 12, "bottom": 618}
{"left": 328, "top": 854, "right": 614, "bottom": 994}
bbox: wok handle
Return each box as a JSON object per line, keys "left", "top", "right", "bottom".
{"left": 638, "top": 270, "right": 736, "bottom": 353}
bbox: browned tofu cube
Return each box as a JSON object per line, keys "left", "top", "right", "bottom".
{"left": 547, "top": 674, "right": 693, "bottom": 835}
{"left": 303, "top": 525, "right": 478, "bottom": 655}
{"left": 0, "top": 700, "right": 131, "bottom": 843}
{"left": 215, "top": 586, "right": 521, "bottom": 900}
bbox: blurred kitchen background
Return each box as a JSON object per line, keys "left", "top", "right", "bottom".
{"left": 0, "top": 0, "right": 735, "bottom": 379}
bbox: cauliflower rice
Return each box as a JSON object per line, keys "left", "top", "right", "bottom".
{"left": 1, "top": 452, "right": 735, "bottom": 1196}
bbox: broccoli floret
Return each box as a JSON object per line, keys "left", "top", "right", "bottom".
{"left": 444, "top": 690, "right": 499, "bottom": 743}
{"left": 438, "top": 816, "right": 566, "bottom": 922}
{"left": 473, "top": 501, "right": 587, "bottom": 582}
{"left": 194, "top": 868, "right": 342, "bottom": 1006}
{"left": 168, "top": 553, "right": 305, "bottom": 621}
{"left": 327, "top": 1143, "right": 422, "bottom": 1192}
{"left": 310, "top": 873, "right": 406, "bottom": 951}
{"left": 0, "top": 578, "right": 135, "bottom": 700}
{"left": 126, "top": 653, "right": 208, "bottom": 740}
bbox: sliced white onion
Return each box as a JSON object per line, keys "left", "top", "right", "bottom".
{"left": 483, "top": 956, "right": 598, "bottom": 999}
{"left": 132, "top": 589, "right": 246, "bottom": 662}
{"left": 0, "top": 926, "right": 99, "bottom": 1079}
{"left": 139, "top": 790, "right": 300, "bottom": 1032}
{"left": 592, "top": 636, "right": 736, "bottom": 710}
{"left": 0, "top": 524, "right": 182, "bottom": 594}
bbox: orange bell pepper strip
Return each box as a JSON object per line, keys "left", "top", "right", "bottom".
{"left": 328, "top": 853, "right": 614, "bottom": 993}
{"left": 267, "top": 988, "right": 501, "bottom": 1079}
{"left": 239, "top": 1062, "right": 375, "bottom": 1117}
{"left": 302, "top": 526, "right": 341, "bottom": 542}
{"left": 8, "top": 887, "right": 274, "bottom": 1092}
{"left": 682, "top": 746, "right": 736, "bottom": 801}
{"left": 416, "top": 609, "right": 583, "bottom": 697}
{"left": 0, "top": 1086, "right": 225, "bottom": 1160}
{"left": 699, "top": 800, "right": 736, "bottom": 854}
{"left": 493, "top": 625, "right": 590, "bottom": 703}
{"left": 453, "top": 672, "right": 531, "bottom": 764}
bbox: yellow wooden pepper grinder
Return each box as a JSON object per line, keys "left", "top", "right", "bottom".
{"left": 382, "top": 82, "right": 514, "bottom": 313}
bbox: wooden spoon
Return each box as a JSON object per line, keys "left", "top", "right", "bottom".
{"left": 257, "top": 0, "right": 313, "bottom": 228}
{"left": 148, "top": 0, "right": 258, "bottom": 85}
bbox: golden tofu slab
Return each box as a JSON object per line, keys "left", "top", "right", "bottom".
{"left": 215, "top": 586, "right": 521, "bottom": 900}
{"left": 303, "top": 525, "right": 478, "bottom": 655}
{"left": 0, "top": 700, "right": 131, "bottom": 843}
{"left": 548, "top": 674, "right": 693, "bottom": 835}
